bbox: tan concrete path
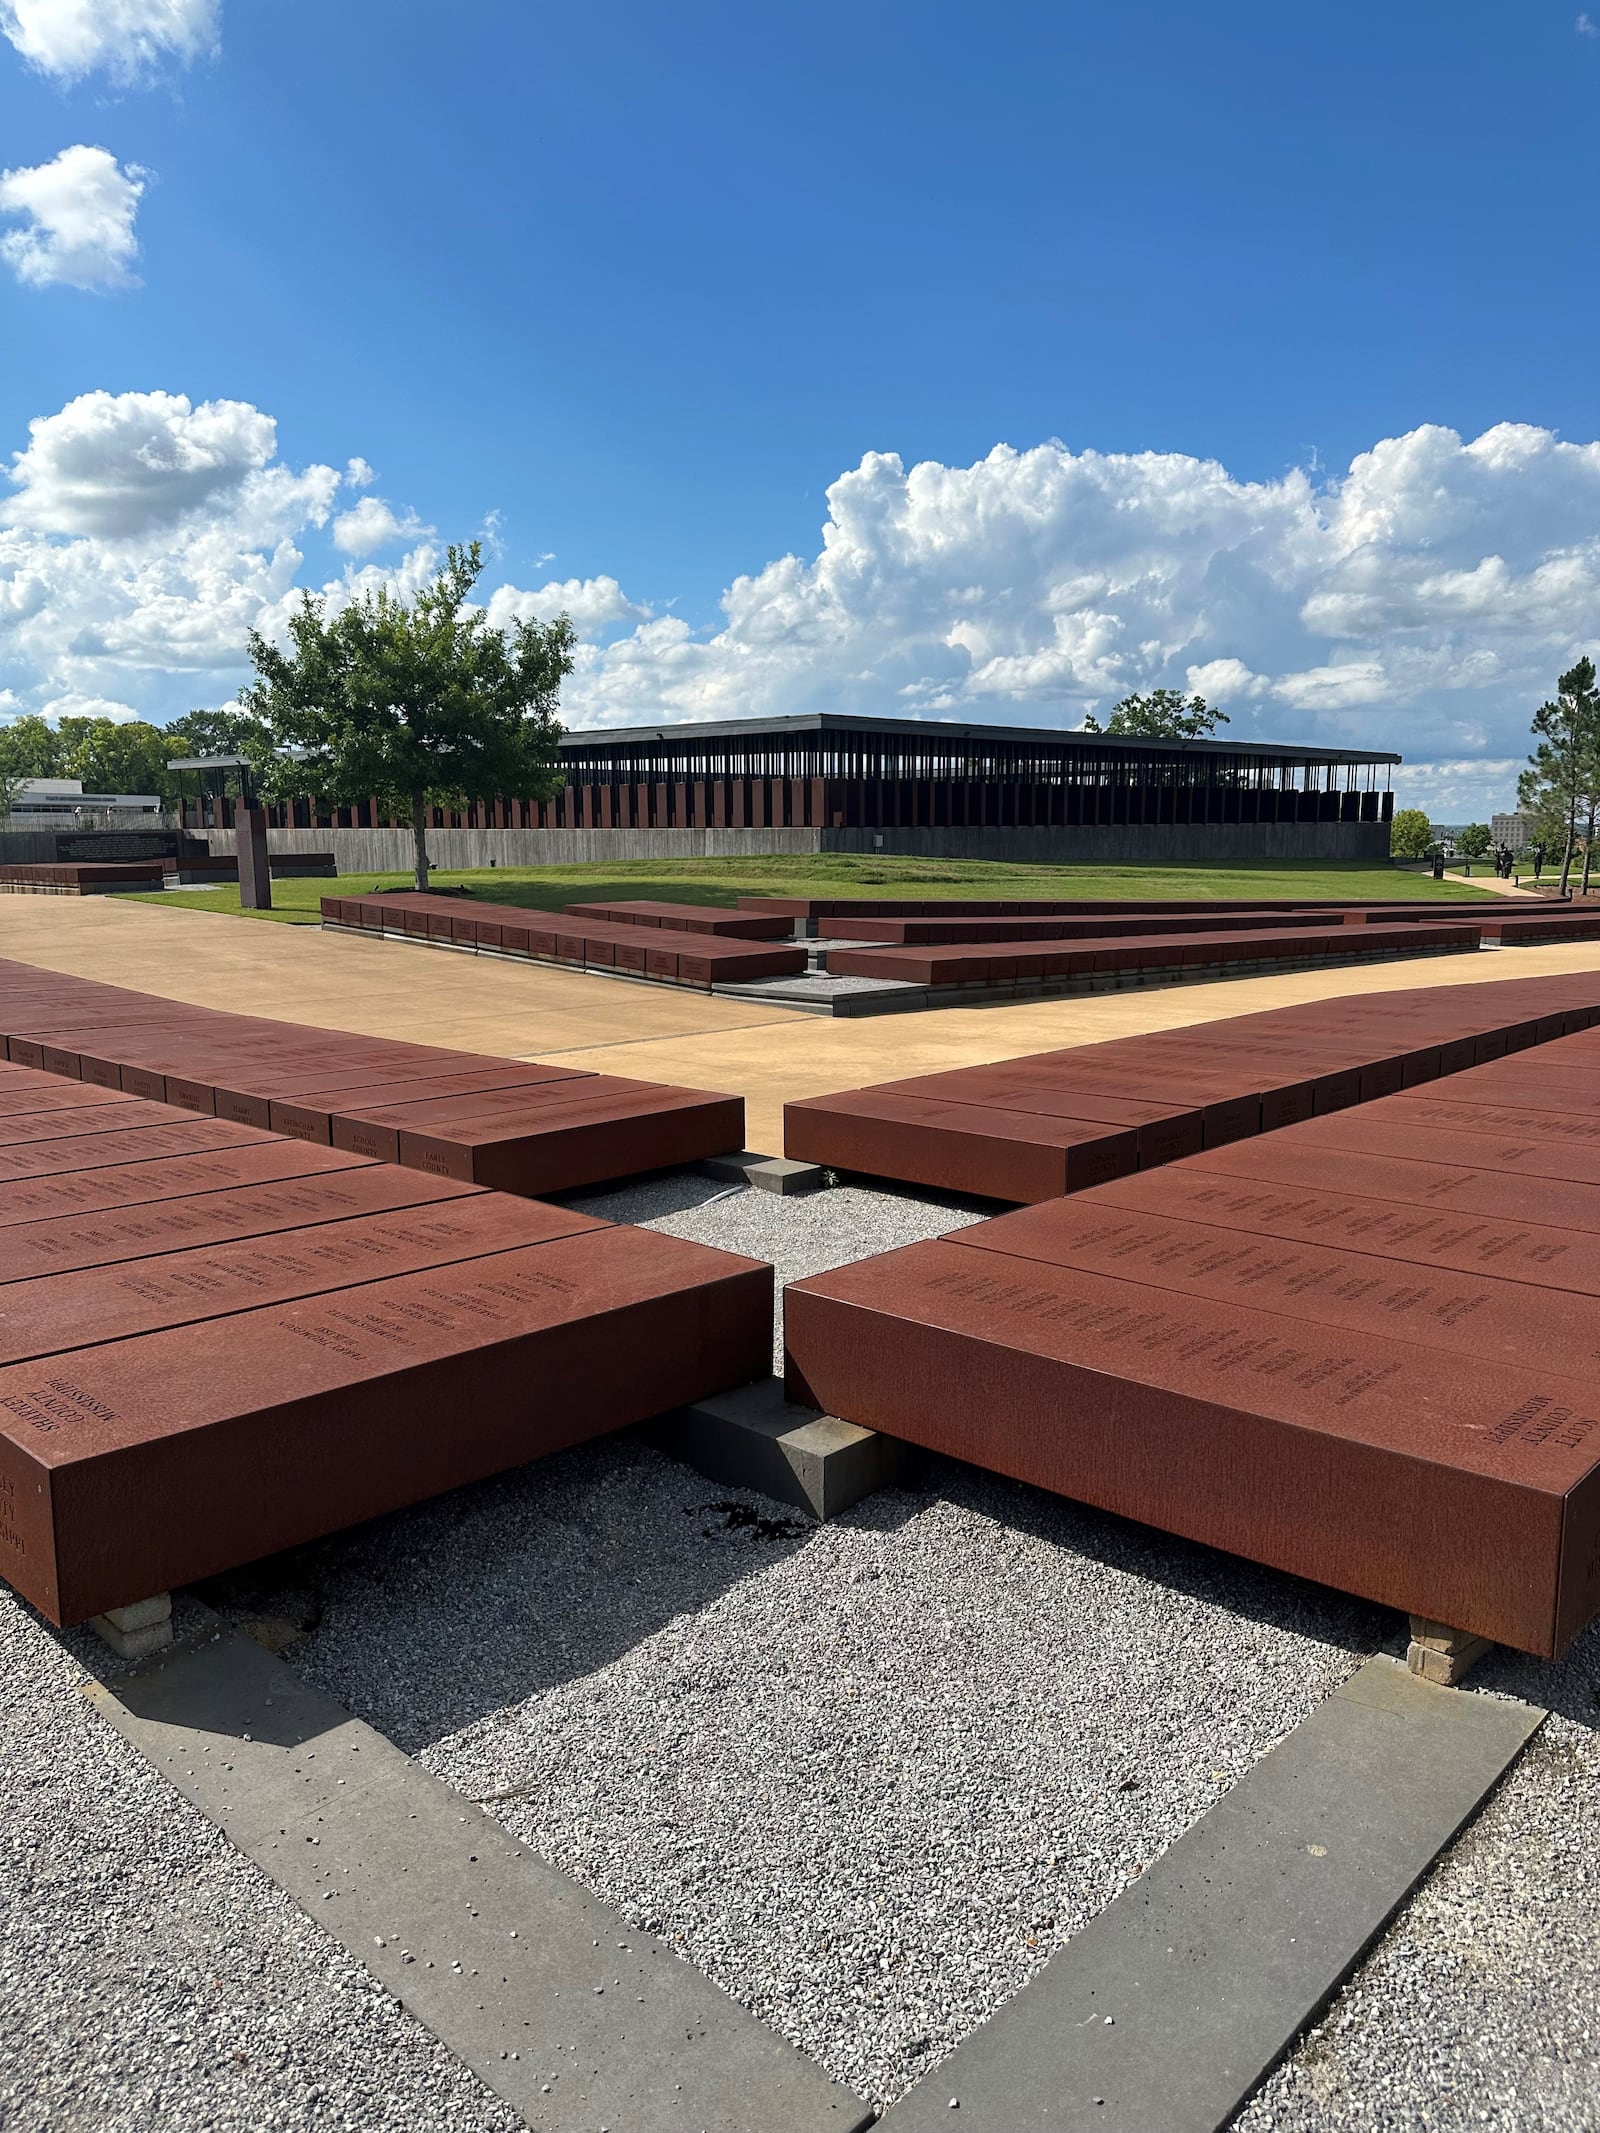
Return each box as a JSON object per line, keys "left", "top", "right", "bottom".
{"left": 1445, "top": 871, "right": 1536, "bottom": 897}
{"left": 0, "top": 898, "right": 797, "bottom": 1056}
{"left": 5, "top": 897, "right": 1600, "bottom": 1156}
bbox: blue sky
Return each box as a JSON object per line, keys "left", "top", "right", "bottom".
{"left": 1, "top": 1, "right": 1598, "bottom": 814}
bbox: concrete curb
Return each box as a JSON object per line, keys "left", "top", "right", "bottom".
{"left": 86, "top": 1627, "right": 873, "bottom": 2133}
{"left": 880, "top": 1656, "right": 1543, "bottom": 2130}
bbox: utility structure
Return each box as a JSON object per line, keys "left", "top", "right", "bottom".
{"left": 167, "top": 753, "right": 271, "bottom": 909}
{"left": 174, "top": 713, "right": 1400, "bottom": 870}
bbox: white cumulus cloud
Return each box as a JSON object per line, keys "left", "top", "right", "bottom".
{"left": 0, "top": 0, "right": 218, "bottom": 81}
{"left": 39, "top": 690, "right": 140, "bottom": 724}
{"left": 486, "top": 575, "right": 649, "bottom": 638}
{"left": 331, "top": 494, "right": 432, "bottom": 558}
{"left": 2, "top": 398, "right": 1600, "bottom": 821}
{"left": 0, "top": 146, "right": 146, "bottom": 292}
{"left": 5, "top": 389, "right": 294, "bottom": 537}
{"left": 558, "top": 427, "right": 1600, "bottom": 783}
{"left": 0, "top": 389, "right": 343, "bottom": 723}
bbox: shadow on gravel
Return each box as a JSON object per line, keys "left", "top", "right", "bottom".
{"left": 189, "top": 1432, "right": 922, "bottom": 1755}
{"left": 917, "top": 1451, "right": 1395, "bottom": 1661}
{"left": 1474, "top": 1618, "right": 1600, "bottom": 1729}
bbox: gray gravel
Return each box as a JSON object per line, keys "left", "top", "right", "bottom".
{"left": 561, "top": 1173, "right": 991, "bottom": 1369}
{"left": 1233, "top": 1627, "right": 1600, "bottom": 2131}
{"left": 277, "top": 1431, "right": 1380, "bottom": 2113}
{"left": 0, "top": 1591, "right": 522, "bottom": 2133}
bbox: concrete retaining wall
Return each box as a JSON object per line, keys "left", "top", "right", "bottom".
{"left": 199, "top": 818, "right": 1391, "bottom": 871}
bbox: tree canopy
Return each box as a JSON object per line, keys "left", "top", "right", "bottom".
{"left": 0, "top": 706, "right": 278, "bottom": 812}
{"left": 1455, "top": 822, "right": 1491, "bottom": 860}
{"left": 1081, "top": 689, "right": 1229, "bottom": 740}
{"left": 241, "top": 542, "right": 574, "bottom": 889}
{"left": 1389, "top": 808, "right": 1433, "bottom": 860}
{"left": 1517, "top": 656, "right": 1600, "bottom": 897}
{"left": 0, "top": 714, "right": 178, "bottom": 804}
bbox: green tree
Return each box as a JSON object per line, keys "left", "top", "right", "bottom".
{"left": 241, "top": 542, "right": 574, "bottom": 890}
{"left": 1389, "top": 808, "right": 1434, "bottom": 860}
{"left": 0, "top": 715, "right": 67, "bottom": 782}
{"left": 1082, "top": 689, "right": 1229, "bottom": 739}
{"left": 57, "top": 719, "right": 176, "bottom": 804}
{"left": 1517, "top": 657, "right": 1600, "bottom": 897}
{"left": 1455, "top": 822, "right": 1491, "bottom": 860}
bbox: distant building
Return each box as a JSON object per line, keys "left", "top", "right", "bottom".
{"left": 6, "top": 778, "right": 162, "bottom": 823}
{"left": 1491, "top": 811, "right": 1537, "bottom": 852}
{"left": 215, "top": 712, "right": 1401, "bottom": 866}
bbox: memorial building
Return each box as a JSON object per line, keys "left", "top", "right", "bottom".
{"left": 191, "top": 711, "right": 1400, "bottom": 871}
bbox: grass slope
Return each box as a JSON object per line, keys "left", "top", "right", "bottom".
{"left": 118, "top": 855, "right": 1496, "bottom": 926}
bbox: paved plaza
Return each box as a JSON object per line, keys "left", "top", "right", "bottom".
{"left": 2, "top": 896, "right": 1599, "bottom": 2130}
{"left": 13, "top": 892, "right": 1600, "bottom": 1152}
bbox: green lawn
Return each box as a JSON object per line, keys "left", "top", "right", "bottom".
{"left": 117, "top": 854, "right": 1498, "bottom": 926}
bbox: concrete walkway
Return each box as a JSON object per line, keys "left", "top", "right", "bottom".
{"left": 6, "top": 897, "right": 1600, "bottom": 1154}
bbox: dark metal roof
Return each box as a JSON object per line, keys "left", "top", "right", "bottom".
{"left": 559, "top": 711, "right": 1400, "bottom": 768}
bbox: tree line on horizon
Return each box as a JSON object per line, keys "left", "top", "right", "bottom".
{"left": 0, "top": 547, "right": 1239, "bottom": 894}
{"left": 20, "top": 541, "right": 1590, "bottom": 898}
{"left": 1390, "top": 657, "right": 1600, "bottom": 893}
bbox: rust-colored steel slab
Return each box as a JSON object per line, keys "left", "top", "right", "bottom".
{"left": 0, "top": 1096, "right": 187, "bottom": 1150}
{"left": 1079, "top": 1164, "right": 1600, "bottom": 1301}
{"left": 1187, "top": 1132, "right": 1600, "bottom": 1234}
{"left": 0, "top": 1115, "right": 272, "bottom": 1185}
{"left": 822, "top": 921, "right": 1474, "bottom": 986}
{"left": 161, "top": 1074, "right": 217, "bottom": 1115}
{"left": 815, "top": 912, "right": 1329, "bottom": 945}
{"left": 271, "top": 1064, "right": 591, "bottom": 1146}
{"left": 948, "top": 1196, "right": 1600, "bottom": 1376}
{"left": 0, "top": 1195, "right": 607, "bottom": 1369}
{"left": 1426, "top": 1070, "right": 1600, "bottom": 1121}
{"left": 393, "top": 1086, "right": 745, "bottom": 1195}
{"left": 562, "top": 900, "right": 794, "bottom": 938}
{"left": 1386, "top": 1093, "right": 1600, "bottom": 1146}
{"left": 783, "top": 1090, "right": 1138, "bottom": 1202}
{"left": 871, "top": 1072, "right": 1205, "bottom": 1168}
{"left": 0, "top": 1164, "right": 476, "bottom": 1283}
{"left": 211, "top": 1053, "right": 462, "bottom": 1129}
{"left": 0, "top": 1224, "right": 772, "bottom": 1626}
{"left": 0, "top": 1140, "right": 369, "bottom": 1231}
{"left": 330, "top": 1075, "right": 702, "bottom": 1158}
{"left": 331, "top": 894, "right": 807, "bottom": 983}
{"left": 782, "top": 1239, "right": 1600, "bottom": 1656}
{"left": 1286, "top": 1108, "right": 1600, "bottom": 1187}
{"left": 0, "top": 1082, "right": 141, "bottom": 1121}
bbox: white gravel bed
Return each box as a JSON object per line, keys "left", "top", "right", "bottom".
{"left": 278, "top": 1433, "right": 1381, "bottom": 2113}
{"left": 1234, "top": 1626, "right": 1600, "bottom": 2131}
{"left": 0, "top": 1591, "right": 521, "bottom": 2133}
{"left": 560, "top": 1173, "right": 992, "bottom": 1369}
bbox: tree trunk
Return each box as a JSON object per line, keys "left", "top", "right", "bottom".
{"left": 410, "top": 793, "right": 431, "bottom": 892}
{"left": 1559, "top": 802, "right": 1577, "bottom": 897}
{"left": 1584, "top": 804, "right": 1597, "bottom": 898}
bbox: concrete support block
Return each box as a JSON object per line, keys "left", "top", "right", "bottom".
{"left": 647, "top": 1377, "right": 912, "bottom": 1519}
{"left": 697, "top": 1150, "right": 828, "bottom": 1195}
{"left": 88, "top": 1594, "right": 173, "bottom": 1661}
{"left": 1407, "top": 1615, "right": 1495, "bottom": 1686}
